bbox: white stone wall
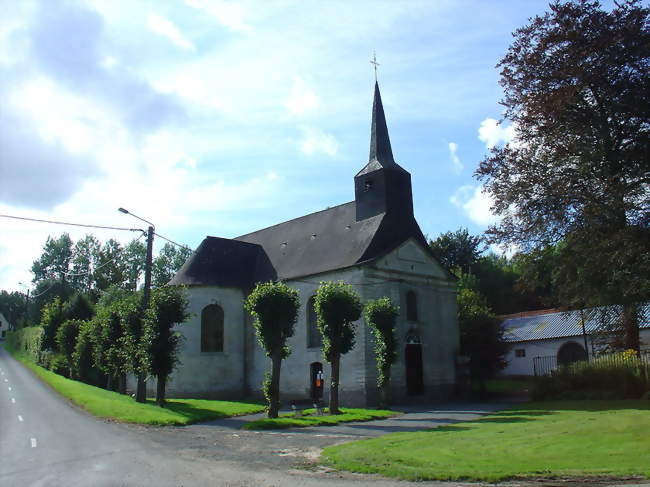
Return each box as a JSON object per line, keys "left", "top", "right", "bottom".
{"left": 159, "top": 286, "right": 248, "bottom": 398}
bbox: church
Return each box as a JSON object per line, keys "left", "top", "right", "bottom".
{"left": 164, "top": 82, "right": 460, "bottom": 407}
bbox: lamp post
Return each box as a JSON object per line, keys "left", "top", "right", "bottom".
{"left": 118, "top": 207, "right": 154, "bottom": 403}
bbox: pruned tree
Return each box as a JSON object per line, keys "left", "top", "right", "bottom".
{"left": 364, "top": 297, "right": 399, "bottom": 409}
{"left": 93, "top": 308, "right": 128, "bottom": 392}
{"left": 141, "top": 286, "right": 189, "bottom": 406}
{"left": 73, "top": 320, "right": 103, "bottom": 385}
{"left": 477, "top": 0, "right": 650, "bottom": 352}
{"left": 55, "top": 319, "right": 82, "bottom": 377}
{"left": 40, "top": 297, "right": 64, "bottom": 351}
{"left": 314, "top": 281, "right": 363, "bottom": 414}
{"left": 115, "top": 291, "right": 148, "bottom": 403}
{"left": 245, "top": 282, "right": 300, "bottom": 418}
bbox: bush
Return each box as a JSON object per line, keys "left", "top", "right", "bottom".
{"left": 533, "top": 351, "right": 649, "bottom": 400}
{"left": 41, "top": 351, "right": 69, "bottom": 377}
{"left": 5, "top": 327, "right": 44, "bottom": 362}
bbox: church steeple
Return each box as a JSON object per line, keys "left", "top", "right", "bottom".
{"left": 368, "top": 81, "right": 395, "bottom": 165}
{"left": 354, "top": 82, "right": 414, "bottom": 222}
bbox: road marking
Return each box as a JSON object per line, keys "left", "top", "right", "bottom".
{"left": 8, "top": 386, "right": 11, "bottom": 391}
{"left": 31, "top": 438, "right": 37, "bottom": 448}
{"left": 3, "top": 378, "right": 7, "bottom": 382}
{"left": 18, "top": 415, "right": 23, "bottom": 422}
{"left": 11, "top": 398, "right": 15, "bottom": 403}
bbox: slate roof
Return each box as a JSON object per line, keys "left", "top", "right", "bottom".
{"left": 502, "top": 304, "right": 650, "bottom": 343}
{"left": 169, "top": 237, "right": 275, "bottom": 288}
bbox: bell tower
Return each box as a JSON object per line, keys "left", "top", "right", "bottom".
{"left": 354, "top": 82, "right": 414, "bottom": 222}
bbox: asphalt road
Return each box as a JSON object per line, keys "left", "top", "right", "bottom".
{"left": 2, "top": 346, "right": 647, "bottom": 487}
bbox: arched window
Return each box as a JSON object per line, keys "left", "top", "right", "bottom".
{"left": 201, "top": 304, "right": 224, "bottom": 352}
{"left": 406, "top": 290, "right": 418, "bottom": 322}
{"left": 557, "top": 341, "right": 587, "bottom": 367}
{"left": 307, "top": 296, "right": 322, "bottom": 349}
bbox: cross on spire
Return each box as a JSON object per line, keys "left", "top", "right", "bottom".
{"left": 370, "top": 51, "right": 380, "bottom": 81}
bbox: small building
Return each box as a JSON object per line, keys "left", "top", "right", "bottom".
{"left": 0, "top": 312, "right": 10, "bottom": 340}
{"left": 501, "top": 304, "right": 650, "bottom": 376}
{"left": 156, "top": 82, "right": 460, "bottom": 407}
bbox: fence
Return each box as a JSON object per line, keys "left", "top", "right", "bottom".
{"left": 533, "top": 350, "right": 650, "bottom": 377}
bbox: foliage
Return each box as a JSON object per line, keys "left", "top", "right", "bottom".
{"left": 94, "top": 239, "right": 127, "bottom": 292}
{"left": 0, "top": 290, "right": 28, "bottom": 328}
{"left": 245, "top": 281, "right": 300, "bottom": 417}
{"left": 69, "top": 234, "right": 100, "bottom": 293}
{"left": 533, "top": 351, "right": 649, "bottom": 400}
{"left": 243, "top": 408, "right": 398, "bottom": 430}
{"left": 123, "top": 239, "right": 147, "bottom": 291}
{"left": 365, "top": 298, "right": 399, "bottom": 408}
{"left": 457, "top": 276, "right": 509, "bottom": 395}
{"left": 73, "top": 320, "right": 103, "bottom": 385}
{"left": 152, "top": 243, "right": 193, "bottom": 288}
{"left": 315, "top": 281, "right": 363, "bottom": 414}
{"left": 314, "top": 281, "right": 363, "bottom": 362}
{"left": 55, "top": 319, "right": 82, "bottom": 373}
{"left": 429, "top": 228, "right": 483, "bottom": 274}
{"left": 477, "top": 0, "right": 650, "bottom": 346}
{"left": 31, "top": 233, "right": 73, "bottom": 284}
{"left": 93, "top": 307, "right": 129, "bottom": 387}
{"left": 323, "top": 400, "right": 650, "bottom": 481}
{"left": 6, "top": 346, "right": 264, "bottom": 424}
{"left": 5, "top": 326, "right": 44, "bottom": 363}
{"left": 62, "top": 293, "right": 94, "bottom": 322}
{"left": 141, "top": 285, "right": 190, "bottom": 405}
{"left": 40, "top": 297, "right": 64, "bottom": 351}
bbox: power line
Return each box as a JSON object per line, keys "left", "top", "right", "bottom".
{"left": 154, "top": 232, "right": 192, "bottom": 251}
{"left": 0, "top": 214, "right": 144, "bottom": 233}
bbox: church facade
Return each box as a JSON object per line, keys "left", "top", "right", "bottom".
{"left": 163, "top": 83, "right": 459, "bottom": 407}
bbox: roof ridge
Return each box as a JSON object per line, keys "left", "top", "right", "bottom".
{"left": 235, "top": 201, "right": 356, "bottom": 240}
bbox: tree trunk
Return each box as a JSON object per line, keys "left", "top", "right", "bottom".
{"left": 379, "top": 368, "right": 390, "bottom": 410}
{"left": 156, "top": 375, "right": 166, "bottom": 406}
{"left": 622, "top": 304, "right": 640, "bottom": 354}
{"left": 118, "top": 374, "right": 126, "bottom": 394}
{"left": 268, "top": 350, "right": 282, "bottom": 418}
{"left": 329, "top": 354, "right": 341, "bottom": 415}
{"left": 135, "top": 374, "right": 147, "bottom": 403}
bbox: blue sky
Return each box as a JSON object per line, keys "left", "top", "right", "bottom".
{"left": 0, "top": 0, "right": 598, "bottom": 291}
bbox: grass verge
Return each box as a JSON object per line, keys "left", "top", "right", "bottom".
{"left": 243, "top": 407, "right": 398, "bottom": 430}
{"left": 5, "top": 345, "right": 264, "bottom": 425}
{"left": 322, "top": 400, "right": 650, "bottom": 482}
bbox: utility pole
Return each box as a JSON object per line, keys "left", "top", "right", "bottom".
{"left": 119, "top": 208, "right": 155, "bottom": 403}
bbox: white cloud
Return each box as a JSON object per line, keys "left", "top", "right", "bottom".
{"left": 478, "top": 118, "right": 516, "bottom": 149}
{"left": 183, "top": 0, "right": 252, "bottom": 33}
{"left": 299, "top": 127, "right": 338, "bottom": 156}
{"left": 284, "top": 76, "right": 319, "bottom": 117}
{"left": 448, "top": 141, "right": 462, "bottom": 173}
{"left": 148, "top": 13, "right": 194, "bottom": 50}
{"left": 450, "top": 185, "right": 499, "bottom": 226}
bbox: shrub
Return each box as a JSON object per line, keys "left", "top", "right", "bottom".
{"left": 5, "top": 327, "right": 44, "bottom": 362}
{"left": 533, "top": 351, "right": 649, "bottom": 400}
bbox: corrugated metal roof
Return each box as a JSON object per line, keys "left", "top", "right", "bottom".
{"left": 502, "top": 303, "right": 650, "bottom": 343}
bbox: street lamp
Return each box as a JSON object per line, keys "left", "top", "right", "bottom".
{"left": 118, "top": 207, "right": 154, "bottom": 403}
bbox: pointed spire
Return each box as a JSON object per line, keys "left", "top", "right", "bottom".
{"left": 368, "top": 81, "right": 395, "bottom": 165}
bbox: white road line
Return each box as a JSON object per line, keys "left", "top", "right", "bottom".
{"left": 18, "top": 415, "right": 23, "bottom": 422}
{"left": 30, "top": 438, "right": 37, "bottom": 448}
{"left": 8, "top": 386, "right": 11, "bottom": 391}
{"left": 3, "top": 378, "right": 7, "bottom": 382}
{"left": 11, "top": 398, "right": 15, "bottom": 403}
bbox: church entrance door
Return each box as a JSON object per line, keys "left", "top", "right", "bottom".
{"left": 310, "top": 362, "right": 324, "bottom": 400}
{"left": 405, "top": 344, "right": 424, "bottom": 395}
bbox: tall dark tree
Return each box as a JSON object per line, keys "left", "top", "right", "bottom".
{"left": 477, "top": 0, "right": 650, "bottom": 351}
{"left": 245, "top": 282, "right": 300, "bottom": 418}
{"left": 0, "top": 290, "right": 27, "bottom": 327}
{"left": 152, "top": 243, "right": 193, "bottom": 288}
{"left": 142, "top": 286, "right": 189, "bottom": 406}
{"left": 314, "top": 281, "right": 363, "bottom": 414}
{"left": 63, "top": 293, "right": 94, "bottom": 322}
{"left": 429, "top": 228, "right": 483, "bottom": 274}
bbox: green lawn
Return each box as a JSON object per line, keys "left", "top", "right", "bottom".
{"left": 323, "top": 400, "right": 650, "bottom": 482}
{"left": 243, "top": 408, "right": 398, "bottom": 430}
{"left": 6, "top": 347, "right": 264, "bottom": 425}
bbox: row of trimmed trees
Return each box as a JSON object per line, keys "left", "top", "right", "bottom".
{"left": 246, "top": 280, "right": 399, "bottom": 418}
{"left": 39, "top": 286, "right": 189, "bottom": 406}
